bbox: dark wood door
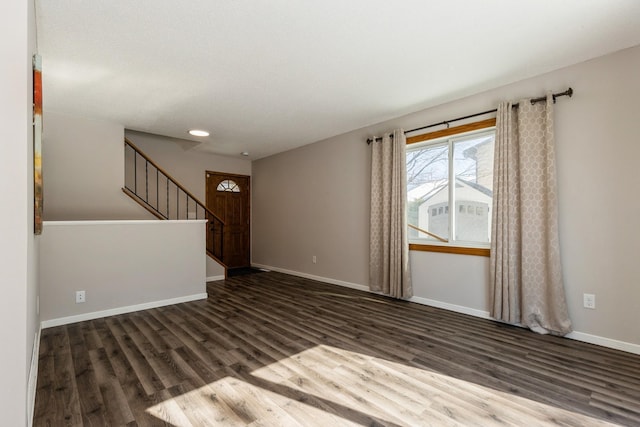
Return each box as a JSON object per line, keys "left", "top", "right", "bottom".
{"left": 206, "top": 172, "right": 250, "bottom": 269}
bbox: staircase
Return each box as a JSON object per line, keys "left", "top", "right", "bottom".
{"left": 122, "top": 138, "right": 226, "bottom": 268}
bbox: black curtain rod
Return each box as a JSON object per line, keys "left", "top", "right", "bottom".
{"left": 366, "top": 87, "right": 573, "bottom": 144}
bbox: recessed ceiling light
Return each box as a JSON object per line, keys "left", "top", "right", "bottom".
{"left": 241, "top": 151, "right": 249, "bottom": 156}
{"left": 189, "top": 129, "right": 209, "bottom": 137}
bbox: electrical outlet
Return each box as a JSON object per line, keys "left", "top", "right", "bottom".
{"left": 76, "top": 290, "right": 86, "bottom": 304}
{"left": 312, "top": 255, "right": 317, "bottom": 264}
{"left": 583, "top": 293, "right": 595, "bottom": 309}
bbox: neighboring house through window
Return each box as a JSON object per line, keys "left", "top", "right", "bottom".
{"left": 407, "top": 120, "right": 495, "bottom": 255}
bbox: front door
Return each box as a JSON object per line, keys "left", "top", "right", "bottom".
{"left": 206, "top": 172, "right": 250, "bottom": 269}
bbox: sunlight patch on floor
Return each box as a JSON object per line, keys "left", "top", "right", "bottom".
{"left": 145, "top": 373, "right": 363, "bottom": 426}
{"left": 250, "top": 344, "right": 618, "bottom": 427}
{"left": 146, "top": 344, "right": 618, "bottom": 426}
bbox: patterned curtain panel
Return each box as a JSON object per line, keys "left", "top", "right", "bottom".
{"left": 369, "top": 129, "right": 412, "bottom": 298}
{"left": 490, "top": 95, "right": 572, "bottom": 335}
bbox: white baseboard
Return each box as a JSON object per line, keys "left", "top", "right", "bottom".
{"left": 41, "top": 293, "right": 208, "bottom": 329}
{"left": 251, "top": 263, "right": 640, "bottom": 355}
{"left": 206, "top": 275, "right": 225, "bottom": 282}
{"left": 27, "top": 326, "right": 41, "bottom": 427}
{"left": 566, "top": 331, "right": 640, "bottom": 355}
{"left": 409, "top": 296, "right": 492, "bottom": 319}
{"left": 251, "top": 263, "right": 369, "bottom": 292}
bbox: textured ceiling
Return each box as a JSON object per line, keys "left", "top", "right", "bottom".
{"left": 36, "top": 0, "right": 640, "bottom": 159}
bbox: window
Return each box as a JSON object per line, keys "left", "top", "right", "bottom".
{"left": 216, "top": 179, "right": 241, "bottom": 192}
{"left": 407, "top": 120, "right": 495, "bottom": 255}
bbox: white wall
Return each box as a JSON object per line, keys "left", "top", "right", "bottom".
{"left": 252, "top": 45, "right": 640, "bottom": 351}
{"left": 43, "top": 112, "right": 152, "bottom": 220}
{"left": 125, "top": 130, "right": 252, "bottom": 278}
{"left": 0, "top": 0, "right": 39, "bottom": 423}
{"left": 40, "top": 221, "right": 207, "bottom": 324}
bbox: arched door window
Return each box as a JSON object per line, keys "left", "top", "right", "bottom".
{"left": 216, "top": 179, "right": 241, "bottom": 192}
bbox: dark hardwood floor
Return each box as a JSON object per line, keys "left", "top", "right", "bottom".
{"left": 34, "top": 272, "right": 640, "bottom": 426}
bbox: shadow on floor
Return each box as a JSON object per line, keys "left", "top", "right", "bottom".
{"left": 226, "top": 267, "right": 267, "bottom": 278}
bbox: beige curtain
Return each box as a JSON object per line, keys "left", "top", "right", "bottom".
{"left": 490, "top": 95, "right": 572, "bottom": 335}
{"left": 369, "top": 129, "right": 412, "bottom": 298}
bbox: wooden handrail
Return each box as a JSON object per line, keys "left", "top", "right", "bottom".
{"left": 408, "top": 223, "right": 448, "bottom": 243}
{"left": 124, "top": 138, "right": 225, "bottom": 225}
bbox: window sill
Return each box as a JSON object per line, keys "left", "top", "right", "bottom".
{"left": 409, "top": 243, "right": 490, "bottom": 257}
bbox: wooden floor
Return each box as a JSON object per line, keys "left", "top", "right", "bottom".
{"left": 34, "top": 272, "right": 640, "bottom": 426}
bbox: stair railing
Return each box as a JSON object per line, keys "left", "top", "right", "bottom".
{"left": 123, "top": 138, "right": 224, "bottom": 262}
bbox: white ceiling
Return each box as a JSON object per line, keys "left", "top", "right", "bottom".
{"left": 36, "top": 0, "right": 640, "bottom": 159}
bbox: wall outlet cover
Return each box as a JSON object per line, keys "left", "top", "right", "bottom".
{"left": 583, "top": 293, "right": 596, "bottom": 309}
{"left": 76, "top": 290, "right": 86, "bottom": 304}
